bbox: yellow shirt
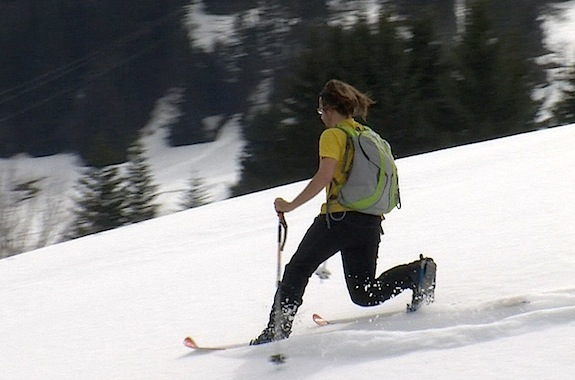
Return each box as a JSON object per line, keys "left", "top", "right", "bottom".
{"left": 319, "top": 118, "right": 367, "bottom": 214}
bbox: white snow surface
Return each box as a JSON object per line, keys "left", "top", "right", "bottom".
{"left": 1, "top": 124, "right": 575, "bottom": 379}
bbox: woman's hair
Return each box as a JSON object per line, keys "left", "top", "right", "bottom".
{"left": 319, "top": 79, "right": 375, "bottom": 120}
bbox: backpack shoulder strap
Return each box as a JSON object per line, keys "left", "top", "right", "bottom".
{"left": 335, "top": 123, "right": 367, "bottom": 136}
{"left": 327, "top": 126, "right": 356, "bottom": 203}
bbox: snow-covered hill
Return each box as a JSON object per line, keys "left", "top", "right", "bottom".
{"left": 0, "top": 109, "right": 244, "bottom": 255}
{"left": 1, "top": 124, "right": 574, "bottom": 379}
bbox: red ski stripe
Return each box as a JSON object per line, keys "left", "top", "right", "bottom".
{"left": 183, "top": 336, "right": 247, "bottom": 351}
{"left": 312, "top": 313, "right": 329, "bottom": 326}
{"left": 183, "top": 336, "right": 198, "bottom": 349}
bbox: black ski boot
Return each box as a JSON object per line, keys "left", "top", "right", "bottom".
{"left": 250, "top": 302, "right": 299, "bottom": 346}
{"left": 407, "top": 254, "right": 437, "bottom": 312}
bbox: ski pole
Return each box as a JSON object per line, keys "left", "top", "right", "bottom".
{"left": 275, "top": 211, "right": 287, "bottom": 322}
{"left": 270, "top": 212, "right": 288, "bottom": 364}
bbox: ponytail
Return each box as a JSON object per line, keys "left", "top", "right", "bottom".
{"left": 320, "top": 79, "right": 375, "bottom": 120}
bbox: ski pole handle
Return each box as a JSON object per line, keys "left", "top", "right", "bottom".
{"left": 277, "top": 212, "right": 287, "bottom": 251}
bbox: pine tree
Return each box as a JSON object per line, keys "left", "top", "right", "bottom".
{"left": 553, "top": 64, "right": 575, "bottom": 125}
{"left": 180, "top": 174, "right": 210, "bottom": 210}
{"left": 124, "top": 140, "right": 159, "bottom": 223}
{"left": 68, "top": 166, "right": 126, "bottom": 239}
{"left": 401, "top": 8, "right": 457, "bottom": 152}
{"left": 450, "top": 0, "right": 538, "bottom": 142}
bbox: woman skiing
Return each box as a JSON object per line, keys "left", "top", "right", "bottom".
{"left": 250, "top": 79, "right": 436, "bottom": 345}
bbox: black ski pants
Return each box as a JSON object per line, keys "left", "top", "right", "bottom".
{"left": 276, "top": 212, "right": 416, "bottom": 310}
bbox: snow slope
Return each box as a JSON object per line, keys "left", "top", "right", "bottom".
{"left": 1, "top": 124, "right": 574, "bottom": 379}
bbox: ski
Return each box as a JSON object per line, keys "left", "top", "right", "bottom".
{"left": 312, "top": 310, "right": 404, "bottom": 326}
{"left": 313, "top": 308, "right": 423, "bottom": 326}
{"left": 183, "top": 336, "right": 247, "bottom": 351}
{"left": 184, "top": 336, "right": 288, "bottom": 363}
{"left": 313, "top": 296, "right": 531, "bottom": 326}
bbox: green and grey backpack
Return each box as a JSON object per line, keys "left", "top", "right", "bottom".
{"left": 329, "top": 124, "right": 401, "bottom": 216}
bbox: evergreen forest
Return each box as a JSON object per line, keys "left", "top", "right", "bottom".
{"left": 1, "top": 0, "right": 574, "bottom": 196}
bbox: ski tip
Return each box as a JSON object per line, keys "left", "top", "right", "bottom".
{"left": 183, "top": 336, "right": 198, "bottom": 349}
{"left": 312, "top": 313, "right": 329, "bottom": 326}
